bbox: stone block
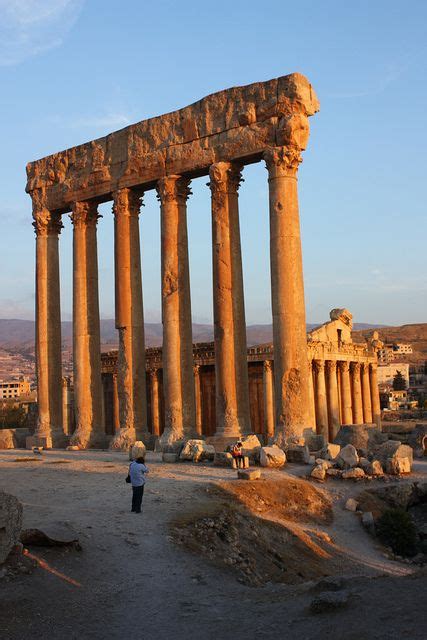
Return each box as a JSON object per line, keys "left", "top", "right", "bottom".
{"left": 241, "top": 434, "right": 262, "bottom": 461}
{"left": 214, "top": 452, "right": 234, "bottom": 467}
{"left": 162, "top": 452, "right": 178, "bottom": 463}
{"left": 321, "top": 443, "right": 340, "bottom": 460}
{"left": 260, "top": 445, "right": 286, "bottom": 468}
{"left": 315, "top": 459, "right": 332, "bottom": 469}
{"left": 192, "top": 443, "right": 215, "bottom": 463}
{"left": 311, "top": 465, "right": 326, "bottom": 481}
{"left": 179, "top": 439, "right": 205, "bottom": 461}
{"left": 334, "top": 424, "right": 386, "bottom": 451}
{"left": 237, "top": 468, "right": 261, "bottom": 480}
{"left": 367, "top": 460, "right": 384, "bottom": 476}
{"left": 386, "top": 457, "right": 412, "bottom": 475}
{"left": 306, "top": 434, "right": 327, "bottom": 452}
{"left": 129, "top": 441, "right": 146, "bottom": 461}
{"left": 26, "top": 436, "right": 52, "bottom": 450}
{"left": 408, "top": 423, "right": 427, "bottom": 458}
{"left": 286, "top": 444, "right": 310, "bottom": 464}
{"left": 336, "top": 444, "right": 359, "bottom": 469}
{"left": 345, "top": 498, "right": 359, "bottom": 511}
{"left": 0, "top": 491, "right": 23, "bottom": 564}
{"left": 0, "top": 429, "right": 17, "bottom": 449}
{"left": 361, "top": 511, "right": 375, "bottom": 533}
{"left": 326, "top": 468, "right": 343, "bottom": 478}
{"left": 376, "top": 441, "right": 413, "bottom": 465}
{"left": 342, "top": 467, "right": 365, "bottom": 480}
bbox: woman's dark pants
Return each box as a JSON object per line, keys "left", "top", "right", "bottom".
{"left": 131, "top": 485, "right": 144, "bottom": 513}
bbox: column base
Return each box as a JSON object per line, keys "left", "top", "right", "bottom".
{"left": 70, "top": 429, "right": 109, "bottom": 450}
{"left": 159, "top": 428, "right": 184, "bottom": 453}
{"left": 109, "top": 428, "right": 137, "bottom": 451}
{"left": 26, "top": 435, "right": 53, "bottom": 450}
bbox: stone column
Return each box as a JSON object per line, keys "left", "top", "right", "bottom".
{"left": 193, "top": 364, "right": 203, "bottom": 436}
{"left": 338, "top": 361, "right": 353, "bottom": 425}
{"left": 369, "top": 363, "right": 381, "bottom": 428}
{"left": 350, "top": 362, "right": 363, "bottom": 424}
{"left": 313, "top": 360, "right": 328, "bottom": 439}
{"left": 263, "top": 360, "right": 275, "bottom": 440}
{"left": 325, "top": 361, "right": 340, "bottom": 441}
{"left": 33, "top": 206, "right": 63, "bottom": 447}
{"left": 264, "top": 147, "right": 312, "bottom": 445}
{"left": 157, "top": 176, "right": 196, "bottom": 449}
{"left": 112, "top": 373, "right": 120, "bottom": 433}
{"left": 62, "top": 377, "right": 72, "bottom": 436}
{"left": 110, "top": 189, "right": 148, "bottom": 449}
{"left": 361, "top": 362, "right": 373, "bottom": 423}
{"left": 307, "top": 360, "right": 316, "bottom": 432}
{"left": 70, "top": 201, "right": 104, "bottom": 448}
{"left": 209, "top": 162, "right": 251, "bottom": 441}
{"left": 149, "top": 368, "right": 161, "bottom": 437}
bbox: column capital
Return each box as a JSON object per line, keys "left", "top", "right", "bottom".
{"left": 148, "top": 367, "right": 158, "bottom": 379}
{"left": 370, "top": 362, "right": 378, "bottom": 373}
{"left": 70, "top": 201, "right": 100, "bottom": 228}
{"left": 325, "top": 360, "right": 337, "bottom": 373}
{"left": 193, "top": 364, "right": 200, "bottom": 376}
{"left": 263, "top": 360, "right": 273, "bottom": 373}
{"left": 338, "top": 360, "right": 350, "bottom": 373}
{"left": 32, "top": 208, "right": 63, "bottom": 237}
{"left": 263, "top": 145, "right": 302, "bottom": 178}
{"left": 208, "top": 161, "right": 244, "bottom": 196}
{"left": 313, "top": 359, "right": 325, "bottom": 373}
{"left": 112, "top": 188, "right": 143, "bottom": 218}
{"left": 156, "top": 175, "right": 191, "bottom": 205}
{"left": 350, "top": 361, "right": 361, "bottom": 374}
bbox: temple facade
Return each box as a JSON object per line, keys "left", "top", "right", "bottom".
{"left": 61, "top": 310, "right": 381, "bottom": 445}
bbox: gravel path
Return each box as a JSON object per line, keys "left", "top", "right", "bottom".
{"left": 0, "top": 450, "right": 426, "bottom": 640}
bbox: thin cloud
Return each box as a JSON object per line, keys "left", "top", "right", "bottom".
{"left": 51, "top": 112, "right": 133, "bottom": 130}
{"left": 0, "top": 0, "right": 84, "bottom": 66}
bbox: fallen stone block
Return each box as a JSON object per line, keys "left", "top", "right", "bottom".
{"left": 386, "top": 456, "right": 412, "bottom": 475}
{"left": 66, "top": 445, "right": 80, "bottom": 451}
{"left": 326, "top": 468, "right": 343, "bottom": 478}
{"left": 162, "top": 452, "right": 178, "bottom": 463}
{"left": 320, "top": 443, "right": 340, "bottom": 460}
{"left": 20, "top": 521, "right": 80, "bottom": 549}
{"left": 193, "top": 443, "right": 215, "bottom": 463}
{"left": 407, "top": 423, "right": 427, "bottom": 458}
{"left": 0, "top": 430, "right": 17, "bottom": 450}
{"left": 334, "top": 424, "right": 386, "bottom": 450}
{"left": 345, "top": 498, "right": 359, "bottom": 511}
{"left": 342, "top": 467, "right": 365, "bottom": 480}
{"left": 336, "top": 444, "right": 359, "bottom": 469}
{"left": 361, "top": 511, "right": 375, "bottom": 533}
{"left": 315, "top": 459, "right": 332, "bottom": 469}
{"left": 129, "top": 441, "right": 146, "bottom": 461}
{"left": 375, "top": 441, "right": 413, "bottom": 465}
{"left": 237, "top": 468, "right": 261, "bottom": 480}
{"left": 306, "top": 434, "right": 327, "bottom": 452}
{"left": 240, "top": 434, "right": 262, "bottom": 461}
{"left": 260, "top": 445, "right": 286, "bottom": 468}
{"left": 286, "top": 444, "right": 310, "bottom": 464}
{"left": 311, "top": 465, "right": 326, "bottom": 481}
{"left": 0, "top": 492, "right": 23, "bottom": 564}
{"left": 367, "top": 460, "right": 384, "bottom": 476}
{"left": 310, "top": 590, "right": 350, "bottom": 614}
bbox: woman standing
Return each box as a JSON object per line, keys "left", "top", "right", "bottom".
{"left": 129, "top": 456, "right": 149, "bottom": 514}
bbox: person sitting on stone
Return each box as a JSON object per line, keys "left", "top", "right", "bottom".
{"left": 231, "top": 441, "right": 244, "bottom": 468}
{"left": 129, "top": 456, "right": 149, "bottom": 514}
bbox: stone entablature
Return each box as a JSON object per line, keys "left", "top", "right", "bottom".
{"left": 26, "top": 74, "right": 318, "bottom": 212}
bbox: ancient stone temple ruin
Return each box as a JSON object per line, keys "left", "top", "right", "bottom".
{"left": 26, "top": 73, "right": 379, "bottom": 451}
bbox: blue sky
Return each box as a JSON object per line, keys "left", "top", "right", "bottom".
{"left": 0, "top": 0, "right": 426, "bottom": 325}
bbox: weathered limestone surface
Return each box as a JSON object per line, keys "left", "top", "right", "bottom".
{"left": 26, "top": 74, "right": 319, "bottom": 211}
{"left": 264, "top": 145, "right": 312, "bottom": 444}
{"left": 33, "top": 207, "right": 63, "bottom": 443}
{"left": 70, "top": 201, "right": 104, "bottom": 448}
{"left": 209, "top": 162, "right": 251, "bottom": 438}
{"left": 158, "top": 176, "right": 196, "bottom": 448}
{"left": 110, "top": 189, "right": 148, "bottom": 450}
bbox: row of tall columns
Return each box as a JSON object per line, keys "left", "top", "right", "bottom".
{"left": 34, "top": 145, "right": 374, "bottom": 448}
{"left": 309, "top": 360, "right": 381, "bottom": 440}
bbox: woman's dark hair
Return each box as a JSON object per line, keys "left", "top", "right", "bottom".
{"left": 136, "top": 456, "right": 145, "bottom": 464}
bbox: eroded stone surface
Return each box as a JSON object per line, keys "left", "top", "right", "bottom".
{"left": 0, "top": 492, "right": 23, "bottom": 564}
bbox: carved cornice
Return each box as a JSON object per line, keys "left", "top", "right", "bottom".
{"left": 70, "top": 201, "right": 100, "bottom": 228}
{"left": 112, "top": 188, "right": 142, "bottom": 218}
{"left": 156, "top": 176, "right": 192, "bottom": 205}
{"left": 263, "top": 145, "right": 302, "bottom": 178}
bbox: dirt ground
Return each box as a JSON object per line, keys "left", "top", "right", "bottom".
{"left": 0, "top": 449, "right": 426, "bottom": 640}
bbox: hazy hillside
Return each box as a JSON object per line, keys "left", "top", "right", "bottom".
{"left": 0, "top": 318, "right": 388, "bottom": 350}
{"left": 354, "top": 323, "right": 427, "bottom": 363}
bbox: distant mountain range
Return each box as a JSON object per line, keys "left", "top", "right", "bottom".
{"left": 0, "top": 318, "right": 389, "bottom": 352}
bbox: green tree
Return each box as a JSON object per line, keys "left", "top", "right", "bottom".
{"left": 393, "top": 370, "right": 407, "bottom": 390}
